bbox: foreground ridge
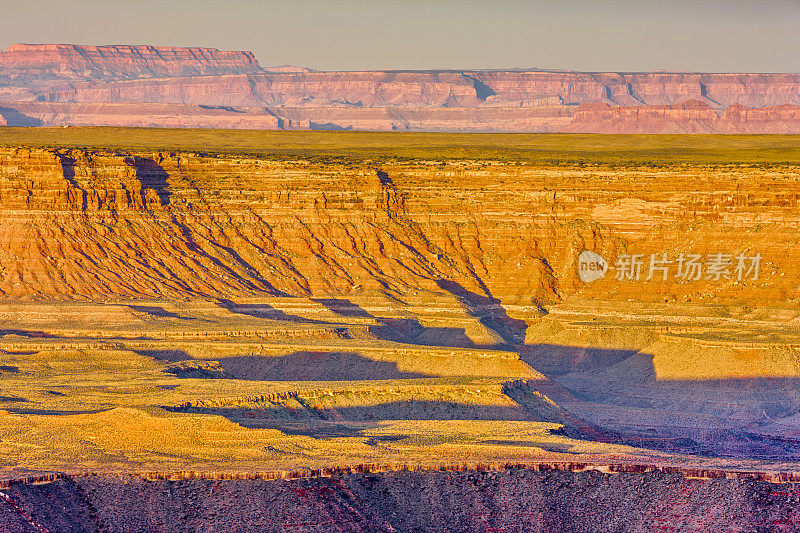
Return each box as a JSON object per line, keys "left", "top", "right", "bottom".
{"left": 8, "top": 460, "right": 800, "bottom": 490}
{"left": 4, "top": 465, "right": 800, "bottom": 532}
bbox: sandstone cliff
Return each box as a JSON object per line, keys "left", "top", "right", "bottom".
{"left": 0, "top": 43, "right": 263, "bottom": 83}
{"left": 4, "top": 100, "right": 800, "bottom": 132}
{"left": 2, "top": 43, "right": 800, "bottom": 132}
{"left": 0, "top": 147, "right": 561, "bottom": 307}
{"left": 0, "top": 146, "right": 797, "bottom": 308}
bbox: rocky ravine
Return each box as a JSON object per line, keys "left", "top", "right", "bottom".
{"left": 2, "top": 469, "right": 799, "bottom": 532}
{"left": 2, "top": 43, "right": 800, "bottom": 131}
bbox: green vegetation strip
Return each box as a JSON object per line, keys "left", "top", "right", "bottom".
{"left": 2, "top": 127, "right": 800, "bottom": 165}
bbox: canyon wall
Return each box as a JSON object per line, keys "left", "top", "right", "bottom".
{"left": 1, "top": 44, "right": 800, "bottom": 131}
{"left": 0, "top": 44, "right": 263, "bottom": 83}
{"left": 2, "top": 469, "right": 798, "bottom": 532}
{"left": 0, "top": 147, "right": 563, "bottom": 311}
{"left": 1, "top": 146, "right": 797, "bottom": 308}
{"left": 4, "top": 100, "right": 800, "bottom": 133}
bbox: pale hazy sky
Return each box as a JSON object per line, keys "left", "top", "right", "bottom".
{"left": 2, "top": 0, "right": 799, "bottom": 72}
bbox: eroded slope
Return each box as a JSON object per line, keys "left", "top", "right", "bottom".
{"left": 3, "top": 469, "right": 799, "bottom": 532}
{"left": 2, "top": 136, "right": 800, "bottom": 483}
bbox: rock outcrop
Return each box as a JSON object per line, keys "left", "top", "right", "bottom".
{"left": 0, "top": 43, "right": 262, "bottom": 83}
{"left": 1, "top": 102, "right": 283, "bottom": 129}
{"left": 2, "top": 43, "right": 800, "bottom": 131}
{"left": 1, "top": 145, "right": 797, "bottom": 307}
{"left": 0, "top": 146, "right": 561, "bottom": 303}
{"left": 3, "top": 469, "right": 798, "bottom": 532}
{"left": 3, "top": 100, "right": 800, "bottom": 132}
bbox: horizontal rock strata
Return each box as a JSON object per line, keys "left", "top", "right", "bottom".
{"left": 2, "top": 44, "right": 800, "bottom": 131}
{"left": 3, "top": 468, "right": 799, "bottom": 531}
{"left": 0, "top": 146, "right": 797, "bottom": 308}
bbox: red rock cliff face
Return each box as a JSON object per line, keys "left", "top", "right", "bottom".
{"left": 2, "top": 43, "right": 800, "bottom": 132}
{"left": 17, "top": 70, "right": 800, "bottom": 109}
{"left": 718, "top": 103, "right": 800, "bottom": 133}
{"left": 24, "top": 72, "right": 483, "bottom": 108}
{"left": 564, "top": 100, "right": 800, "bottom": 134}
{"left": 469, "top": 71, "right": 800, "bottom": 108}
{"left": 566, "top": 100, "right": 721, "bottom": 133}
{"left": 0, "top": 43, "right": 262, "bottom": 83}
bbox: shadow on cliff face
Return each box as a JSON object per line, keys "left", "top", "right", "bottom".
{"left": 309, "top": 122, "right": 353, "bottom": 131}
{"left": 0, "top": 395, "right": 25, "bottom": 402}
{"left": 124, "top": 156, "right": 171, "bottom": 205}
{"left": 134, "top": 349, "right": 193, "bottom": 362}
{"left": 375, "top": 169, "right": 393, "bottom": 187}
{"left": 198, "top": 104, "right": 245, "bottom": 113}
{"left": 312, "top": 298, "right": 373, "bottom": 318}
{"left": 312, "top": 297, "right": 475, "bottom": 347}
{"left": 517, "top": 344, "right": 642, "bottom": 376}
{"left": 217, "top": 299, "right": 325, "bottom": 324}
{"left": 435, "top": 280, "right": 528, "bottom": 345}
{"left": 0, "top": 329, "right": 53, "bottom": 338}
{"left": 54, "top": 151, "right": 100, "bottom": 213}
{"left": 0, "top": 107, "right": 43, "bottom": 127}
{"left": 216, "top": 351, "right": 429, "bottom": 381}
{"left": 181, "top": 400, "right": 558, "bottom": 435}
{"left": 215, "top": 296, "right": 478, "bottom": 347}
{"left": 167, "top": 220, "right": 286, "bottom": 296}
{"left": 3, "top": 407, "right": 109, "bottom": 415}
{"left": 55, "top": 153, "right": 76, "bottom": 176}
{"left": 56, "top": 152, "right": 175, "bottom": 211}
{"left": 118, "top": 156, "right": 286, "bottom": 297}
{"left": 127, "top": 305, "right": 202, "bottom": 321}
{"left": 372, "top": 169, "right": 527, "bottom": 347}
{"left": 463, "top": 74, "right": 496, "bottom": 102}
{"left": 517, "top": 344, "right": 800, "bottom": 460}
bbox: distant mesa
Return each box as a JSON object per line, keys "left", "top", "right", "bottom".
{"left": 1, "top": 43, "right": 800, "bottom": 132}
{"left": 262, "top": 65, "right": 313, "bottom": 73}
{"left": 0, "top": 43, "right": 263, "bottom": 80}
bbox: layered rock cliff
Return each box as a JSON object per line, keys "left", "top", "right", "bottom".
{"left": 3, "top": 469, "right": 798, "bottom": 532}
{"left": 0, "top": 43, "right": 262, "bottom": 83}
{"left": 0, "top": 146, "right": 562, "bottom": 305}
{"left": 1, "top": 145, "right": 797, "bottom": 308}
{"left": 565, "top": 100, "right": 800, "bottom": 134}
{"left": 2, "top": 43, "right": 800, "bottom": 131}
{"left": 4, "top": 100, "right": 800, "bottom": 132}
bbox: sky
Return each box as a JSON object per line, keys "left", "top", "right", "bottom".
{"left": 1, "top": 0, "right": 799, "bottom": 72}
